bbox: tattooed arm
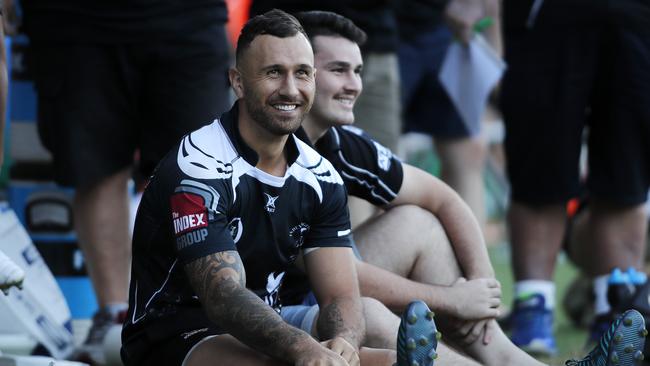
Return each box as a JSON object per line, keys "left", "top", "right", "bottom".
{"left": 185, "top": 250, "right": 331, "bottom": 363}
{"left": 304, "top": 247, "right": 366, "bottom": 350}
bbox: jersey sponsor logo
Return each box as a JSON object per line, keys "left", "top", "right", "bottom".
{"left": 373, "top": 141, "right": 392, "bottom": 171}
{"left": 173, "top": 213, "right": 206, "bottom": 235}
{"left": 264, "top": 193, "right": 279, "bottom": 213}
{"left": 174, "top": 179, "right": 220, "bottom": 217}
{"left": 176, "top": 228, "right": 209, "bottom": 251}
{"left": 170, "top": 193, "right": 209, "bottom": 235}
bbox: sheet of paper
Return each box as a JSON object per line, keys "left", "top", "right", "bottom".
{"left": 439, "top": 35, "right": 506, "bottom": 136}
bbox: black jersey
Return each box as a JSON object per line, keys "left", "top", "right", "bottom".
{"left": 281, "top": 125, "right": 404, "bottom": 305}
{"left": 122, "top": 103, "right": 352, "bottom": 352}
{"left": 312, "top": 125, "right": 403, "bottom": 206}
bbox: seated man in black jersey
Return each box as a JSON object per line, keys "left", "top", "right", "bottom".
{"left": 120, "top": 9, "right": 440, "bottom": 366}
{"left": 277, "top": 10, "right": 648, "bottom": 366}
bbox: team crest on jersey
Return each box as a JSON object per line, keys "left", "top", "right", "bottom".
{"left": 228, "top": 217, "right": 243, "bottom": 243}
{"left": 289, "top": 223, "right": 310, "bottom": 249}
{"left": 264, "top": 193, "right": 279, "bottom": 213}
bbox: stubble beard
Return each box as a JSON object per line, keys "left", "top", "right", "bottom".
{"left": 245, "top": 97, "right": 310, "bottom": 136}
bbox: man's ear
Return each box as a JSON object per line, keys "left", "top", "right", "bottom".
{"left": 229, "top": 67, "right": 244, "bottom": 99}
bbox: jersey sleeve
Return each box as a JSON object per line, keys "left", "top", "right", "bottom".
{"left": 169, "top": 178, "right": 236, "bottom": 265}
{"left": 304, "top": 170, "right": 353, "bottom": 250}
{"left": 332, "top": 126, "right": 404, "bottom": 206}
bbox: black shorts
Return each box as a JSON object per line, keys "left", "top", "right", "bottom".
{"left": 399, "top": 25, "right": 472, "bottom": 139}
{"left": 501, "top": 0, "right": 650, "bottom": 206}
{"left": 31, "top": 24, "right": 232, "bottom": 189}
{"left": 122, "top": 326, "right": 224, "bottom": 366}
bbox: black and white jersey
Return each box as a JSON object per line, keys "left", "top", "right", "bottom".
{"left": 310, "top": 125, "right": 403, "bottom": 206}
{"left": 122, "top": 103, "right": 352, "bottom": 347}
{"left": 280, "top": 125, "right": 404, "bottom": 305}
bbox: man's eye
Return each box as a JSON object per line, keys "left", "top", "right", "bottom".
{"left": 297, "top": 69, "right": 312, "bottom": 77}
{"left": 331, "top": 68, "right": 344, "bottom": 74}
{"left": 268, "top": 69, "right": 280, "bottom": 76}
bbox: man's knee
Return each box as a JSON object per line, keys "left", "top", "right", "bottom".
{"left": 384, "top": 205, "right": 447, "bottom": 246}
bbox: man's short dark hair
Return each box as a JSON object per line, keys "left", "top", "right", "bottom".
{"left": 293, "top": 11, "right": 367, "bottom": 50}
{"left": 236, "top": 9, "right": 309, "bottom": 63}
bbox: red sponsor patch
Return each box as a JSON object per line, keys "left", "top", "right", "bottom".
{"left": 170, "top": 193, "right": 208, "bottom": 235}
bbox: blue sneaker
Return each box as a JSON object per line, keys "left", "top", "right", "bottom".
{"left": 566, "top": 309, "right": 646, "bottom": 366}
{"left": 510, "top": 293, "right": 558, "bottom": 356}
{"left": 396, "top": 300, "right": 441, "bottom": 366}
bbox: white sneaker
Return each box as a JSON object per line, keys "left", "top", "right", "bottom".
{"left": 0, "top": 250, "right": 25, "bottom": 294}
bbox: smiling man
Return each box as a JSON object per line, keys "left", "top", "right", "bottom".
{"left": 120, "top": 9, "right": 439, "bottom": 366}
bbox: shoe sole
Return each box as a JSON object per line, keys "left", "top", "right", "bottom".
{"left": 602, "top": 309, "right": 646, "bottom": 366}
{"left": 396, "top": 300, "right": 441, "bottom": 366}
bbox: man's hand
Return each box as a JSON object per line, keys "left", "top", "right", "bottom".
{"left": 321, "top": 337, "right": 360, "bottom": 366}
{"left": 294, "top": 342, "right": 351, "bottom": 366}
{"left": 444, "top": 0, "right": 487, "bottom": 44}
{"left": 441, "top": 317, "right": 496, "bottom": 346}
{"left": 445, "top": 277, "right": 501, "bottom": 319}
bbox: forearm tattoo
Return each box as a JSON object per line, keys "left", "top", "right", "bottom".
{"left": 318, "top": 300, "right": 365, "bottom": 349}
{"left": 185, "top": 251, "right": 311, "bottom": 359}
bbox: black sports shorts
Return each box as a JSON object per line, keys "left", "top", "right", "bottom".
{"left": 31, "top": 24, "right": 232, "bottom": 189}
{"left": 501, "top": 0, "right": 650, "bottom": 206}
{"left": 122, "top": 326, "right": 224, "bottom": 366}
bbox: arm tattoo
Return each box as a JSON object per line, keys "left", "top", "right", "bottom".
{"left": 185, "top": 251, "right": 312, "bottom": 360}
{"left": 318, "top": 300, "right": 364, "bottom": 349}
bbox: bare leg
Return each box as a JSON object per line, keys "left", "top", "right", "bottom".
{"left": 354, "top": 205, "right": 460, "bottom": 283}
{"left": 185, "top": 334, "right": 398, "bottom": 366}
{"left": 184, "top": 335, "right": 284, "bottom": 366}
{"left": 508, "top": 202, "right": 566, "bottom": 281}
{"left": 359, "top": 297, "right": 481, "bottom": 366}
{"left": 73, "top": 167, "right": 132, "bottom": 306}
{"left": 436, "top": 137, "right": 488, "bottom": 229}
{"left": 571, "top": 201, "right": 647, "bottom": 276}
{"left": 360, "top": 297, "right": 400, "bottom": 349}
{"left": 354, "top": 205, "right": 546, "bottom": 366}
{"left": 348, "top": 196, "right": 380, "bottom": 230}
